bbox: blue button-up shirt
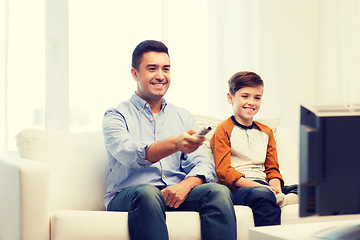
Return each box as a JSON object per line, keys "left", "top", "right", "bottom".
{"left": 102, "top": 93, "right": 215, "bottom": 207}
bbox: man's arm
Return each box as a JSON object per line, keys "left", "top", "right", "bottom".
{"left": 146, "top": 129, "right": 207, "bottom": 208}
{"left": 146, "top": 129, "right": 206, "bottom": 163}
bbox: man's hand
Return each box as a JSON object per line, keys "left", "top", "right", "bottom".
{"left": 161, "top": 177, "right": 204, "bottom": 208}
{"left": 146, "top": 129, "right": 205, "bottom": 163}
{"left": 174, "top": 129, "right": 206, "bottom": 154}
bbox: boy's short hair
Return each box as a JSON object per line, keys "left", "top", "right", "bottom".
{"left": 228, "top": 71, "right": 264, "bottom": 95}
{"left": 132, "top": 40, "right": 169, "bottom": 71}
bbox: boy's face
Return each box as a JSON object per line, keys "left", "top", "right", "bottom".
{"left": 227, "top": 85, "right": 263, "bottom": 126}
{"left": 132, "top": 51, "right": 170, "bottom": 104}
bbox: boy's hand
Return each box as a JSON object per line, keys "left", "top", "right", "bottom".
{"left": 269, "top": 178, "right": 282, "bottom": 194}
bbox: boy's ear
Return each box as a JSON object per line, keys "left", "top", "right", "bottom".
{"left": 227, "top": 93, "right": 233, "bottom": 104}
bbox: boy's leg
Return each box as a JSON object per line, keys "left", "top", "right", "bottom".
{"left": 170, "top": 183, "right": 237, "bottom": 240}
{"left": 231, "top": 186, "right": 281, "bottom": 226}
{"left": 282, "top": 184, "right": 298, "bottom": 195}
{"left": 282, "top": 184, "right": 299, "bottom": 205}
{"left": 107, "top": 184, "right": 168, "bottom": 240}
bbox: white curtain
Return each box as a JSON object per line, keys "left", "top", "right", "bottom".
{"left": 0, "top": 0, "right": 8, "bottom": 152}
{"left": 209, "top": 0, "right": 360, "bottom": 120}
{"left": 208, "top": 0, "right": 360, "bottom": 172}
{"left": 1, "top": 0, "right": 360, "bottom": 153}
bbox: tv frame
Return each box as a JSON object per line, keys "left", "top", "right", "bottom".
{"left": 299, "top": 104, "right": 360, "bottom": 217}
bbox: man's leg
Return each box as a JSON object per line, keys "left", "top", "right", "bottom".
{"left": 231, "top": 186, "right": 281, "bottom": 226}
{"left": 107, "top": 184, "right": 168, "bottom": 240}
{"left": 169, "top": 183, "right": 237, "bottom": 240}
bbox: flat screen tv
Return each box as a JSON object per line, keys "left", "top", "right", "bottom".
{"left": 299, "top": 104, "right": 360, "bottom": 218}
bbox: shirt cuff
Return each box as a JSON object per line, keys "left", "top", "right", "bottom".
{"left": 136, "top": 143, "right": 154, "bottom": 167}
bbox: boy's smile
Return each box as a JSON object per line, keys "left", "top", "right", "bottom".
{"left": 227, "top": 85, "right": 263, "bottom": 126}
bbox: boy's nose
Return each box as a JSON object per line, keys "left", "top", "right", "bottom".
{"left": 248, "top": 98, "right": 255, "bottom": 105}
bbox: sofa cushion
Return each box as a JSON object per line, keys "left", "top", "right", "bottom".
{"left": 50, "top": 210, "right": 202, "bottom": 240}
{"left": 16, "top": 129, "right": 107, "bottom": 211}
{"left": 50, "top": 206, "right": 256, "bottom": 240}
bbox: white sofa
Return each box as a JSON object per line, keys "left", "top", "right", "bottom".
{"left": 1, "top": 115, "right": 359, "bottom": 240}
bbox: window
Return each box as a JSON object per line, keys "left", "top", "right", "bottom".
{"left": 68, "top": 0, "right": 164, "bottom": 132}
{"left": 68, "top": 0, "right": 211, "bottom": 132}
{"left": 2, "top": 0, "right": 45, "bottom": 152}
{"left": 1, "top": 0, "right": 212, "bottom": 151}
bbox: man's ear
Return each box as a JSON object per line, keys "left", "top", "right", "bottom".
{"left": 227, "top": 93, "right": 233, "bottom": 104}
{"left": 131, "top": 67, "right": 138, "bottom": 80}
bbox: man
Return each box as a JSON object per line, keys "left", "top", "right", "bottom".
{"left": 102, "top": 40, "right": 236, "bottom": 240}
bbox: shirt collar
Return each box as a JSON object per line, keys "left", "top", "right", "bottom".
{"left": 130, "top": 92, "right": 167, "bottom": 113}
{"left": 231, "top": 116, "right": 254, "bottom": 129}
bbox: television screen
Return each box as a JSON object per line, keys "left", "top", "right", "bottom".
{"left": 299, "top": 104, "right": 360, "bottom": 217}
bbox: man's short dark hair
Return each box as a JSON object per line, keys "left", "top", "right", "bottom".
{"left": 132, "top": 40, "right": 169, "bottom": 70}
{"left": 228, "top": 71, "right": 264, "bottom": 95}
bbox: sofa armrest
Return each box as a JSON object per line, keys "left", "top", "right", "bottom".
{"left": 0, "top": 156, "right": 50, "bottom": 240}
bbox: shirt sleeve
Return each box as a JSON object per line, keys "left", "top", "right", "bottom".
{"left": 102, "top": 108, "right": 154, "bottom": 168}
{"left": 210, "top": 118, "right": 244, "bottom": 188}
{"left": 263, "top": 127, "right": 284, "bottom": 186}
{"left": 177, "top": 112, "right": 215, "bottom": 183}
{"left": 181, "top": 145, "right": 215, "bottom": 183}
{"left": 255, "top": 122, "right": 284, "bottom": 186}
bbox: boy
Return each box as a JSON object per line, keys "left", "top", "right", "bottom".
{"left": 210, "top": 71, "right": 297, "bottom": 226}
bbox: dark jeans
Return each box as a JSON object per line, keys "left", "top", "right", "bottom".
{"left": 107, "top": 183, "right": 237, "bottom": 240}
{"left": 231, "top": 180, "right": 298, "bottom": 227}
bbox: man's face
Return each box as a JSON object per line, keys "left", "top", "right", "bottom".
{"left": 227, "top": 85, "right": 263, "bottom": 126}
{"left": 132, "top": 51, "right": 170, "bottom": 103}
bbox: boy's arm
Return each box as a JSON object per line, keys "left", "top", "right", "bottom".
{"left": 262, "top": 126, "right": 284, "bottom": 187}
{"left": 268, "top": 178, "right": 282, "bottom": 193}
{"left": 210, "top": 119, "right": 244, "bottom": 188}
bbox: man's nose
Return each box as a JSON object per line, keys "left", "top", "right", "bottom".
{"left": 155, "top": 70, "right": 165, "bottom": 80}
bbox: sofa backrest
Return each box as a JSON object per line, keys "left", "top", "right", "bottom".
{"left": 15, "top": 115, "right": 280, "bottom": 212}
{"left": 16, "top": 129, "right": 108, "bottom": 211}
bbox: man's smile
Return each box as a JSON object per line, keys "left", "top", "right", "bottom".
{"left": 151, "top": 82, "right": 166, "bottom": 86}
